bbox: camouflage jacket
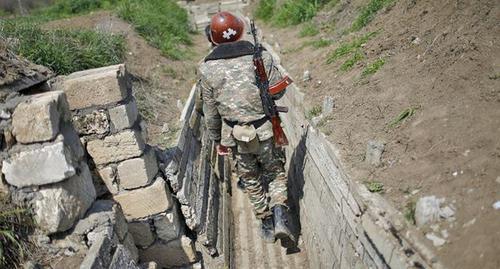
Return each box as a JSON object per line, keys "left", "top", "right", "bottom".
{"left": 197, "top": 41, "right": 281, "bottom": 147}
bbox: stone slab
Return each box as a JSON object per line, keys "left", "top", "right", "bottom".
{"left": 80, "top": 235, "right": 113, "bottom": 269}
{"left": 153, "top": 207, "right": 182, "bottom": 242}
{"left": 109, "top": 244, "right": 140, "bottom": 269}
{"left": 12, "top": 91, "right": 69, "bottom": 144}
{"left": 117, "top": 147, "right": 158, "bottom": 190}
{"left": 97, "top": 166, "right": 119, "bottom": 195}
{"left": 34, "top": 163, "right": 96, "bottom": 234}
{"left": 109, "top": 100, "right": 138, "bottom": 131}
{"left": 139, "top": 236, "right": 198, "bottom": 268}
{"left": 87, "top": 130, "right": 145, "bottom": 165}
{"left": 114, "top": 178, "right": 173, "bottom": 220}
{"left": 54, "top": 64, "right": 128, "bottom": 110}
{"left": 128, "top": 221, "right": 155, "bottom": 248}
{"left": 72, "top": 110, "right": 110, "bottom": 136}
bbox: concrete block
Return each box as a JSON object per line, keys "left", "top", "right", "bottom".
{"left": 114, "top": 178, "right": 173, "bottom": 220}
{"left": 34, "top": 164, "right": 96, "bottom": 234}
{"left": 55, "top": 64, "right": 128, "bottom": 110}
{"left": 3, "top": 141, "right": 77, "bottom": 188}
{"left": 12, "top": 91, "right": 69, "bottom": 144}
{"left": 139, "top": 236, "right": 198, "bottom": 268}
{"left": 109, "top": 101, "right": 138, "bottom": 131}
{"left": 72, "top": 110, "right": 110, "bottom": 136}
{"left": 87, "top": 130, "right": 145, "bottom": 165}
{"left": 117, "top": 147, "right": 158, "bottom": 190}
{"left": 128, "top": 221, "right": 155, "bottom": 248}
{"left": 97, "top": 166, "right": 119, "bottom": 195}
{"left": 153, "top": 207, "right": 182, "bottom": 242}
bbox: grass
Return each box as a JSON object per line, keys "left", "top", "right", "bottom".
{"left": 326, "top": 31, "right": 377, "bottom": 64}
{"left": 0, "top": 20, "right": 126, "bottom": 75}
{"left": 117, "top": 0, "right": 192, "bottom": 60}
{"left": 299, "top": 22, "right": 319, "bottom": 37}
{"left": 388, "top": 107, "right": 417, "bottom": 128}
{"left": 350, "top": 0, "right": 394, "bottom": 32}
{"left": 340, "top": 50, "right": 363, "bottom": 71}
{"left": 39, "top": 0, "right": 119, "bottom": 19}
{"left": 365, "top": 181, "right": 384, "bottom": 193}
{"left": 255, "top": 0, "right": 276, "bottom": 21}
{"left": 256, "top": 0, "right": 336, "bottom": 27}
{"left": 404, "top": 200, "right": 416, "bottom": 225}
{"left": 306, "top": 105, "right": 322, "bottom": 119}
{"left": 0, "top": 196, "right": 34, "bottom": 268}
{"left": 308, "top": 38, "right": 333, "bottom": 48}
{"left": 362, "top": 58, "right": 385, "bottom": 77}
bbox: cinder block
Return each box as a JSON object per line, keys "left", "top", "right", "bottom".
{"left": 12, "top": 91, "right": 69, "bottom": 144}
{"left": 54, "top": 64, "right": 128, "bottom": 110}
{"left": 109, "top": 101, "right": 138, "bottom": 131}
{"left": 139, "top": 236, "right": 197, "bottom": 268}
{"left": 114, "top": 178, "right": 173, "bottom": 221}
{"left": 128, "top": 221, "right": 155, "bottom": 248}
{"left": 87, "top": 130, "right": 145, "bottom": 165}
{"left": 117, "top": 147, "right": 158, "bottom": 190}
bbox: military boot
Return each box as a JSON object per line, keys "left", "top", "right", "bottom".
{"left": 273, "top": 205, "right": 295, "bottom": 247}
{"left": 260, "top": 216, "right": 275, "bottom": 243}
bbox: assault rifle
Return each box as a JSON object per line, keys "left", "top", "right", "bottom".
{"left": 250, "top": 20, "right": 292, "bottom": 146}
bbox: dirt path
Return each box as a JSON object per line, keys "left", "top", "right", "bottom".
{"left": 231, "top": 173, "right": 309, "bottom": 269}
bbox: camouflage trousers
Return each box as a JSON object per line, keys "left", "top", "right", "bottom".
{"left": 234, "top": 138, "right": 288, "bottom": 219}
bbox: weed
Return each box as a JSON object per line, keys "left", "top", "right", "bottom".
{"left": 299, "top": 22, "right": 319, "bottom": 37}
{"left": 326, "top": 31, "right": 377, "bottom": 64}
{"left": 488, "top": 73, "right": 500, "bottom": 80}
{"left": 117, "top": 0, "right": 192, "bottom": 60}
{"left": 365, "top": 181, "right": 384, "bottom": 193}
{"left": 340, "top": 50, "right": 363, "bottom": 71}
{"left": 404, "top": 200, "right": 416, "bottom": 225}
{"left": 362, "top": 58, "right": 385, "bottom": 77}
{"left": 1, "top": 20, "right": 125, "bottom": 75}
{"left": 162, "top": 66, "right": 178, "bottom": 79}
{"left": 273, "top": 0, "right": 318, "bottom": 26}
{"left": 309, "top": 38, "right": 333, "bottom": 48}
{"left": 388, "top": 106, "right": 418, "bottom": 128}
{"left": 350, "top": 0, "right": 394, "bottom": 32}
{"left": 255, "top": 0, "right": 276, "bottom": 22}
{"left": 306, "top": 105, "right": 322, "bottom": 119}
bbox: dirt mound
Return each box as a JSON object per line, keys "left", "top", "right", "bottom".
{"left": 260, "top": 0, "right": 500, "bottom": 268}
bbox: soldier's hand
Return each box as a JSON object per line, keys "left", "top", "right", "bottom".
{"left": 216, "top": 144, "right": 231, "bottom": 156}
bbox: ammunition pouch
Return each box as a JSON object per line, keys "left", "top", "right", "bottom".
{"left": 232, "top": 124, "right": 259, "bottom": 154}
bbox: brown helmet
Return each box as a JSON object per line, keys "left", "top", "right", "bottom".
{"left": 209, "top": 11, "right": 244, "bottom": 45}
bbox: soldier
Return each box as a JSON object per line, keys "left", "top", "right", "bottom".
{"left": 197, "top": 11, "right": 293, "bottom": 244}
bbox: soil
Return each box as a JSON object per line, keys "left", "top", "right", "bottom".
{"left": 256, "top": 0, "right": 500, "bottom": 268}
{"left": 43, "top": 11, "right": 210, "bottom": 149}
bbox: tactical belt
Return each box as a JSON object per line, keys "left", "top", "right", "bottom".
{"left": 223, "top": 117, "right": 269, "bottom": 129}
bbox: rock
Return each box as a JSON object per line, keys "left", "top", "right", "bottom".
{"left": 80, "top": 235, "right": 113, "bottom": 269}
{"left": 123, "top": 233, "right": 139, "bottom": 262}
{"left": 114, "top": 177, "right": 173, "bottom": 220}
{"left": 0, "top": 109, "right": 10, "bottom": 119}
{"left": 322, "top": 96, "right": 334, "bottom": 116}
{"left": 109, "top": 244, "right": 140, "bottom": 269}
{"left": 425, "top": 233, "right": 446, "bottom": 247}
{"left": 153, "top": 208, "right": 182, "bottom": 242}
{"left": 138, "top": 120, "right": 148, "bottom": 143}
{"left": 139, "top": 236, "right": 198, "bottom": 268}
{"left": 365, "top": 140, "right": 385, "bottom": 167}
{"left": 33, "top": 164, "right": 96, "bottom": 234}
{"left": 97, "top": 166, "right": 119, "bottom": 194}
{"left": 2, "top": 141, "right": 77, "bottom": 187}
{"left": 128, "top": 221, "right": 155, "bottom": 248}
{"left": 415, "top": 196, "right": 442, "bottom": 227}
{"left": 177, "top": 99, "right": 184, "bottom": 111}
{"left": 12, "top": 91, "right": 69, "bottom": 144}
{"left": 72, "top": 110, "right": 110, "bottom": 136}
{"left": 23, "top": 261, "right": 41, "bottom": 269}
{"left": 493, "top": 201, "right": 500, "bottom": 210}
{"left": 86, "top": 130, "right": 145, "bottom": 165}
{"left": 140, "top": 262, "right": 158, "bottom": 269}
{"left": 439, "top": 206, "right": 455, "bottom": 219}
{"left": 109, "top": 101, "right": 139, "bottom": 131}
{"left": 302, "top": 70, "right": 311, "bottom": 82}
{"left": 311, "top": 115, "right": 323, "bottom": 127}
{"left": 117, "top": 147, "right": 158, "bottom": 190}
{"left": 161, "top": 123, "right": 170, "bottom": 133}
{"left": 463, "top": 218, "right": 476, "bottom": 228}
{"left": 53, "top": 64, "right": 129, "bottom": 110}
{"left": 496, "top": 176, "right": 500, "bottom": 184}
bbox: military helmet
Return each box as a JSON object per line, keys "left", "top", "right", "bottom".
{"left": 209, "top": 11, "right": 244, "bottom": 44}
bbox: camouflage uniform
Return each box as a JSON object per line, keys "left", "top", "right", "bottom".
{"left": 197, "top": 41, "right": 287, "bottom": 219}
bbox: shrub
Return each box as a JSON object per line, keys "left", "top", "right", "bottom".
{"left": 299, "top": 22, "right": 319, "bottom": 37}
{"left": 1, "top": 20, "right": 126, "bottom": 75}
{"left": 255, "top": 0, "right": 276, "bottom": 22}
{"left": 272, "top": 0, "right": 318, "bottom": 27}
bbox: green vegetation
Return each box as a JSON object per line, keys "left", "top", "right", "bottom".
{"left": 255, "top": 0, "right": 276, "bottom": 21}
{"left": 299, "top": 22, "right": 319, "bottom": 37}
{"left": 40, "top": 0, "right": 119, "bottom": 18}
{"left": 1, "top": 20, "right": 125, "bottom": 75}
{"left": 256, "top": 0, "right": 338, "bottom": 27}
{"left": 308, "top": 38, "right": 333, "bottom": 48}
{"left": 488, "top": 72, "right": 500, "bottom": 80}
{"left": 306, "top": 105, "right": 322, "bottom": 119}
{"left": 340, "top": 50, "right": 363, "bottom": 71}
{"left": 404, "top": 200, "right": 416, "bottom": 224}
{"left": 326, "top": 31, "right": 377, "bottom": 64}
{"left": 365, "top": 181, "right": 384, "bottom": 193}
{"left": 0, "top": 196, "right": 34, "bottom": 268}
{"left": 350, "top": 0, "right": 394, "bottom": 32}
{"left": 388, "top": 107, "right": 417, "bottom": 128}
{"left": 118, "top": 0, "right": 192, "bottom": 59}
{"left": 362, "top": 58, "right": 385, "bottom": 77}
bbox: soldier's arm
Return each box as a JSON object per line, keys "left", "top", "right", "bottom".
{"left": 199, "top": 79, "right": 222, "bottom": 142}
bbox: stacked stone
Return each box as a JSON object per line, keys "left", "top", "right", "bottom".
{"left": 53, "top": 64, "right": 198, "bottom": 268}
{"left": 1, "top": 90, "right": 96, "bottom": 235}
